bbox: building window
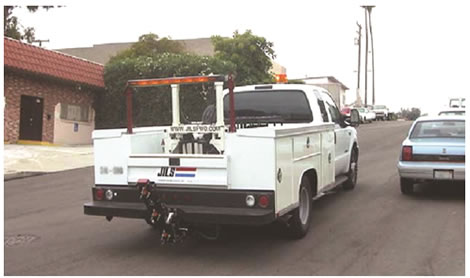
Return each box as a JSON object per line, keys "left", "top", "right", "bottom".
{"left": 60, "top": 103, "right": 90, "bottom": 122}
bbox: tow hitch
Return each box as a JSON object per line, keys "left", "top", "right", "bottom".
{"left": 138, "top": 180, "right": 189, "bottom": 244}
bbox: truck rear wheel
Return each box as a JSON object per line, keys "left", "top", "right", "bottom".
{"left": 287, "top": 176, "right": 312, "bottom": 239}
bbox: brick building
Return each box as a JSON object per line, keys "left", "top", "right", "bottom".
{"left": 4, "top": 37, "right": 104, "bottom": 144}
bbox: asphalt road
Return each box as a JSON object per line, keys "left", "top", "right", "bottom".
{"left": 4, "top": 121, "right": 465, "bottom": 275}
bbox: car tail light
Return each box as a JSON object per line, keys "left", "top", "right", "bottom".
{"left": 258, "top": 195, "right": 269, "bottom": 208}
{"left": 402, "top": 146, "right": 413, "bottom": 161}
{"left": 95, "top": 188, "right": 104, "bottom": 200}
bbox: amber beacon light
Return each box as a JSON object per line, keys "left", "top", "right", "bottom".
{"left": 275, "top": 74, "right": 288, "bottom": 84}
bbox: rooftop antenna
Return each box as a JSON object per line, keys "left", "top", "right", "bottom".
{"left": 32, "top": 39, "right": 50, "bottom": 47}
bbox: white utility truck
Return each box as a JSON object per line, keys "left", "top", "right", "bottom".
{"left": 84, "top": 75, "right": 360, "bottom": 243}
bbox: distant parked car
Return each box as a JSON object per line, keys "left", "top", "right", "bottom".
{"left": 341, "top": 107, "right": 352, "bottom": 120}
{"left": 397, "top": 116, "right": 465, "bottom": 194}
{"left": 370, "top": 105, "right": 389, "bottom": 121}
{"left": 438, "top": 108, "right": 465, "bottom": 116}
{"left": 356, "top": 107, "right": 376, "bottom": 123}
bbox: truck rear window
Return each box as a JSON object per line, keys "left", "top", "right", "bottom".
{"left": 224, "top": 90, "right": 313, "bottom": 123}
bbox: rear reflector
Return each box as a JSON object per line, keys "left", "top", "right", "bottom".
{"left": 95, "top": 189, "right": 104, "bottom": 201}
{"left": 258, "top": 195, "right": 269, "bottom": 208}
{"left": 402, "top": 146, "right": 413, "bottom": 161}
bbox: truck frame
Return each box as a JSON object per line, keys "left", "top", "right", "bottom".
{"left": 84, "top": 74, "right": 360, "bottom": 243}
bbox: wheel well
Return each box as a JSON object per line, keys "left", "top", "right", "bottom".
{"left": 303, "top": 169, "right": 318, "bottom": 197}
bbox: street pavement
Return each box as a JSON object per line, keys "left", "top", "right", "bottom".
{"left": 3, "top": 121, "right": 465, "bottom": 275}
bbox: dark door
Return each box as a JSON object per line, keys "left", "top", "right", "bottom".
{"left": 19, "top": 95, "right": 44, "bottom": 141}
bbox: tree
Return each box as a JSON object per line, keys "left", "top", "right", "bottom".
{"left": 108, "top": 33, "right": 185, "bottom": 63}
{"left": 97, "top": 35, "right": 235, "bottom": 129}
{"left": 212, "top": 30, "right": 276, "bottom": 86}
{"left": 399, "top": 107, "right": 421, "bottom": 120}
{"left": 4, "top": 6, "right": 56, "bottom": 43}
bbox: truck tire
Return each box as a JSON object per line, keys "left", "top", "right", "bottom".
{"left": 343, "top": 147, "right": 358, "bottom": 190}
{"left": 287, "top": 176, "right": 313, "bottom": 239}
{"left": 400, "top": 178, "right": 414, "bottom": 194}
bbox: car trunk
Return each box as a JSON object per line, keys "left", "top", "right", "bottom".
{"left": 409, "top": 138, "right": 465, "bottom": 162}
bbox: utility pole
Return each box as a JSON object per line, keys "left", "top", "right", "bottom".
{"left": 368, "top": 6, "right": 376, "bottom": 105}
{"left": 362, "top": 6, "right": 369, "bottom": 107}
{"left": 355, "top": 22, "right": 362, "bottom": 107}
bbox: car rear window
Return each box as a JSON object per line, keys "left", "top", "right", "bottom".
{"left": 223, "top": 90, "right": 313, "bottom": 123}
{"left": 410, "top": 120, "right": 465, "bottom": 138}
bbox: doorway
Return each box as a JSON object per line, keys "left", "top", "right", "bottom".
{"left": 19, "top": 95, "right": 44, "bottom": 141}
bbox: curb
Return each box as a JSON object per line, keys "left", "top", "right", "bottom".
{"left": 17, "top": 140, "right": 59, "bottom": 146}
{"left": 4, "top": 166, "right": 93, "bottom": 182}
{"left": 4, "top": 172, "right": 47, "bottom": 181}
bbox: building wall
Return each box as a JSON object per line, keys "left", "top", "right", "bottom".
{"left": 53, "top": 103, "right": 95, "bottom": 145}
{"left": 4, "top": 71, "right": 97, "bottom": 144}
{"left": 271, "top": 61, "right": 287, "bottom": 75}
{"left": 57, "top": 38, "right": 215, "bottom": 65}
{"left": 57, "top": 38, "right": 285, "bottom": 74}
{"left": 303, "top": 82, "right": 344, "bottom": 108}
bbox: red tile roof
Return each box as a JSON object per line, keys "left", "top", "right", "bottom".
{"left": 4, "top": 37, "right": 104, "bottom": 88}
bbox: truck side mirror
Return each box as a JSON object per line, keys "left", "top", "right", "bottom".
{"left": 350, "top": 109, "right": 360, "bottom": 127}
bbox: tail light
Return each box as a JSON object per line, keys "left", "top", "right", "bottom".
{"left": 95, "top": 188, "right": 104, "bottom": 201}
{"left": 402, "top": 146, "right": 413, "bottom": 161}
{"left": 258, "top": 195, "right": 269, "bottom": 208}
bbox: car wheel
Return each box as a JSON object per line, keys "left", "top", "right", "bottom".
{"left": 287, "top": 176, "right": 312, "bottom": 239}
{"left": 343, "top": 147, "right": 358, "bottom": 190}
{"left": 400, "top": 178, "right": 414, "bottom": 194}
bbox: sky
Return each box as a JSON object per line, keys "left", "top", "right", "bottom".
{"left": 6, "top": 0, "right": 470, "bottom": 114}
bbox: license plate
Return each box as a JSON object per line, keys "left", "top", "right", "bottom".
{"left": 433, "top": 170, "right": 453, "bottom": 180}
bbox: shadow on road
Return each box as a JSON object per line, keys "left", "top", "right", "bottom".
{"left": 411, "top": 181, "right": 465, "bottom": 201}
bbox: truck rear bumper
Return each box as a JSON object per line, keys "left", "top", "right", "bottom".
{"left": 84, "top": 201, "right": 148, "bottom": 219}
{"left": 84, "top": 186, "right": 276, "bottom": 226}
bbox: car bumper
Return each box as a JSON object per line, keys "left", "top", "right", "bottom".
{"left": 84, "top": 186, "right": 276, "bottom": 226}
{"left": 397, "top": 161, "right": 465, "bottom": 181}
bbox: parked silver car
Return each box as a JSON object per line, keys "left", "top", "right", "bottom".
{"left": 397, "top": 116, "right": 465, "bottom": 194}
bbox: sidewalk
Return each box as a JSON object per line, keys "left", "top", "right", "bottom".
{"left": 3, "top": 144, "right": 94, "bottom": 181}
